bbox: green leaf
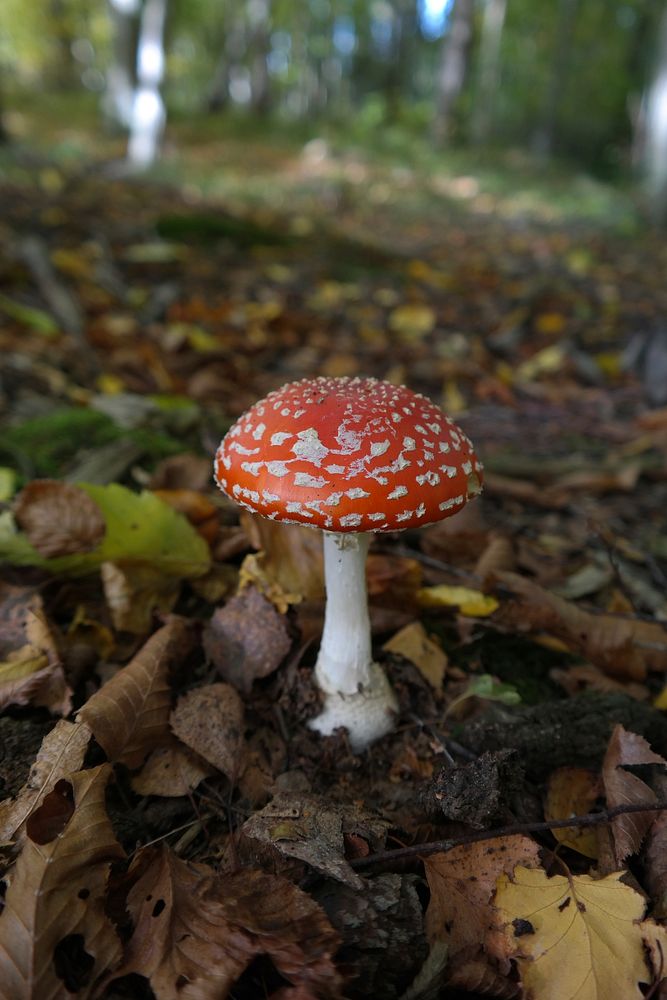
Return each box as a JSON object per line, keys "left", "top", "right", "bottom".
{"left": 0, "top": 293, "right": 59, "bottom": 337}
{"left": 0, "top": 485, "right": 211, "bottom": 579}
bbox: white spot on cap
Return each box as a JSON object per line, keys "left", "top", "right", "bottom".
{"left": 396, "top": 509, "right": 414, "bottom": 522}
{"left": 403, "top": 437, "right": 416, "bottom": 451}
{"left": 262, "top": 490, "right": 280, "bottom": 502}
{"left": 222, "top": 455, "right": 231, "bottom": 470}
{"left": 241, "top": 462, "right": 263, "bottom": 477}
{"left": 368, "top": 512, "right": 385, "bottom": 521}
{"left": 325, "top": 492, "right": 343, "bottom": 507}
{"left": 439, "top": 441, "right": 450, "bottom": 453}
{"left": 271, "top": 431, "right": 292, "bottom": 446}
{"left": 340, "top": 513, "right": 363, "bottom": 527}
{"left": 388, "top": 485, "right": 408, "bottom": 499}
{"left": 267, "top": 461, "right": 290, "bottom": 477}
{"left": 427, "top": 422, "right": 441, "bottom": 434}
{"left": 252, "top": 423, "right": 266, "bottom": 441}
{"left": 229, "top": 442, "right": 259, "bottom": 456}
{"left": 416, "top": 471, "right": 440, "bottom": 486}
{"left": 292, "top": 427, "right": 329, "bottom": 465}
{"left": 281, "top": 408, "right": 291, "bottom": 417}
{"left": 325, "top": 464, "right": 346, "bottom": 474}
{"left": 294, "top": 472, "right": 329, "bottom": 488}
{"left": 416, "top": 503, "right": 426, "bottom": 517}
{"left": 370, "top": 440, "right": 390, "bottom": 457}
{"left": 294, "top": 409, "right": 306, "bottom": 418}
{"left": 462, "top": 460, "right": 472, "bottom": 474}
{"left": 440, "top": 465, "right": 457, "bottom": 478}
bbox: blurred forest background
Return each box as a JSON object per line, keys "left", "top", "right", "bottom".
{"left": 2, "top": 0, "right": 667, "bottom": 221}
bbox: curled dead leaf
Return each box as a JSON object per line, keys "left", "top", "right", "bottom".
{"left": 170, "top": 683, "right": 245, "bottom": 781}
{"left": 13, "top": 480, "right": 105, "bottom": 558}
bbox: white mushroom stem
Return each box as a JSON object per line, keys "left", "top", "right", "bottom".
{"left": 309, "top": 531, "right": 398, "bottom": 752}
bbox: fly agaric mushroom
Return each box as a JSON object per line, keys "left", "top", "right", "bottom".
{"left": 214, "top": 376, "right": 483, "bottom": 751}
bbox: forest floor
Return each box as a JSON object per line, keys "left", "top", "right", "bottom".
{"left": 2, "top": 108, "right": 667, "bottom": 1000}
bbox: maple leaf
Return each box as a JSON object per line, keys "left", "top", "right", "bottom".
{"left": 0, "top": 765, "right": 125, "bottom": 1000}
{"left": 495, "top": 865, "right": 667, "bottom": 1000}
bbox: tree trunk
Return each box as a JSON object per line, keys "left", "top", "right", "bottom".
{"left": 432, "top": 0, "right": 475, "bottom": 145}
{"left": 126, "top": 0, "right": 169, "bottom": 168}
{"left": 532, "top": 0, "right": 579, "bottom": 159}
{"left": 642, "top": 7, "right": 667, "bottom": 223}
{"left": 471, "top": 0, "right": 508, "bottom": 144}
{"left": 104, "top": 0, "right": 141, "bottom": 128}
{"left": 248, "top": 0, "right": 272, "bottom": 115}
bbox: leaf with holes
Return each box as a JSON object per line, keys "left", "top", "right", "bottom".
{"left": 110, "top": 844, "right": 343, "bottom": 1000}
{"left": 0, "top": 765, "right": 125, "bottom": 1000}
{"left": 494, "top": 866, "right": 667, "bottom": 1000}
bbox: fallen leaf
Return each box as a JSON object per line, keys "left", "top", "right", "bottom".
{"left": 0, "top": 583, "right": 71, "bottom": 715}
{"left": 170, "top": 683, "right": 245, "bottom": 781}
{"left": 424, "top": 837, "right": 540, "bottom": 971}
{"left": 130, "top": 742, "right": 214, "bottom": 797}
{"left": 0, "top": 483, "right": 211, "bottom": 580}
{"left": 495, "top": 865, "right": 667, "bottom": 1000}
{"left": 204, "top": 586, "right": 292, "bottom": 694}
{"left": 417, "top": 584, "right": 499, "bottom": 617}
{"left": 78, "top": 618, "right": 196, "bottom": 769}
{"left": 389, "top": 303, "right": 436, "bottom": 340}
{"left": 110, "top": 845, "right": 343, "bottom": 1000}
{"left": 494, "top": 571, "right": 667, "bottom": 679}
{"left": 601, "top": 725, "right": 665, "bottom": 863}
{"left": 240, "top": 511, "right": 324, "bottom": 600}
{"left": 544, "top": 768, "right": 601, "bottom": 859}
{"left": 383, "top": 622, "right": 447, "bottom": 689}
{"left": 100, "top": 560, "right": 181, "bottom": 633}
{"left": 0, "top": 765, "right": 125, "bottom": 1000}
{"left": 242, "top": 793, "right": 388, "bottom": 889}
{"left": 13, "top": 481, "right": 106, "bottom": 557}
{"left": 0, "top": 719, "right": 91, "bottom": 846}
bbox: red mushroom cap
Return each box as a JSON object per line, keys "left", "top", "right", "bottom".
{"left": 215, "top": 376, "right": 482, "bottom": 532}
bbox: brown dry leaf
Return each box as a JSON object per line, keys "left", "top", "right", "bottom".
{"left": 242, "top": 793, "right": 388, "bottom": 889}
{"left": 494, "top": 571, "right": 667, "bottom": 679}
{"left": 544, "top": 768, "right": 601, "bottom": 859}
{"left": 203, "top": 586, "right": 292, "bottom": 693}
{"left": 0, "top": 719, "right": 91, "bottom": 846}
{"left": 445, "top": 958, "right": 519, "bottom": 999}
{"left": 0, "top": 583, "right": 71, "bottom": 715}
{"left": 550, "top": 662, "right": 650, "bottom": 701}
{"left": 240, "top": 511, "right": 324, "bottom": 600}
{"left": 495, "top": 865, "right": 667, "bottom": 1000}
{"left": 237, "top": 727, "right": 287, "bottom": 807}
{"left": 149, "top": 453, "right": 213, "bottom": 492}
{"left": 366, "top": 552, "right": 422, "bottom": 603}
{"left": 0, "top": 764, "right": 125, "bottom": 1000}
{"left": 131, "top": 741, "right": 214, "bottom": 797}
{"left": 601, "top": 725, "right": 665, "bottom": 863}
{"left": 152, "top": 488, "right": 219, "bottom": 543}
{"left": 473, "top": 533, "right": 516, "bottom": 582}
{"left": 424, "top": 836, "right": 540, "bottom": 964}
{"left": 111, "top": 844, "right": 343, "bottom": 1000}
{"left": 170, "top": 683, "right": 245, "bottom": 781}
{"left": 382, "top": 621, "right": 447, "bottom": 689}
{"left": 100, "top": 560, "right": 181, "bottom": 634}
{"left": 644, "top": 811, "right": 667, "bottom": 918}
{"left": 13, "top": 480, "right": 105, "bottom": 558}
{"left": 78, "top": 617, "right": 196, "bottom": 769}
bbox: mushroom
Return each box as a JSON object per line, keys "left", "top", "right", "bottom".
{"left": 214, "top": 376, "right": 483, "bottom": 751}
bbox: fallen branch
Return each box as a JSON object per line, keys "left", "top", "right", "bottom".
{"left": 351, "top": 798, "right": 667, "bottom": 869}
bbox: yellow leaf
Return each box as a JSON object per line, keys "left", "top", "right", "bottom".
{"left": 534, "top": 312, "right": 567, "bottom": 336}
{"left": 0, "top": 646, "right": 49, "bottom": 683}
{"left": 417, "top": 585, "right": 498, "bottom": 617}
{"left": 96, "top": 373, "right": 125, "bottom": 395}
{"left": 389, "top": 303, "right": 436, "bottom": 340}
{"left": 383, "top": 622, "right": 447, "bottom": 689}
{"left": 442, "top": 378, "right": 466, "bottom": 415}
{"left": 495, "top": 866, "right": 667, "bottom": 1000}
{"left": 516, "top": 345, "right": 565, "bottom": 382}
{"left": 545, "top": 768, "right": 600, "bottom": 859}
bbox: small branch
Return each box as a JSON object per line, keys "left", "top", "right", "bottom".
{"left": 351, "top": 799, "right": 667, "bottom": 869}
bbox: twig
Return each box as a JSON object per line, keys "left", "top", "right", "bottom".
{"left": 350, "top": 798, "right": 667, "bottom": 869}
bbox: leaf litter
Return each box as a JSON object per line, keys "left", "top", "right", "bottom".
{"left": 1, "top": 163, "right": 667, "bottom": 998}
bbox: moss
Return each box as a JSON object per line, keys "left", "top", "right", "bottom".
{"left": 2, "top": 407, "right": 186, "bottom": 481}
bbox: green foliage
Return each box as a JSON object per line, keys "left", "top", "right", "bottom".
{"left": 3, "top": 408, "right": 184, "bottom": 481}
